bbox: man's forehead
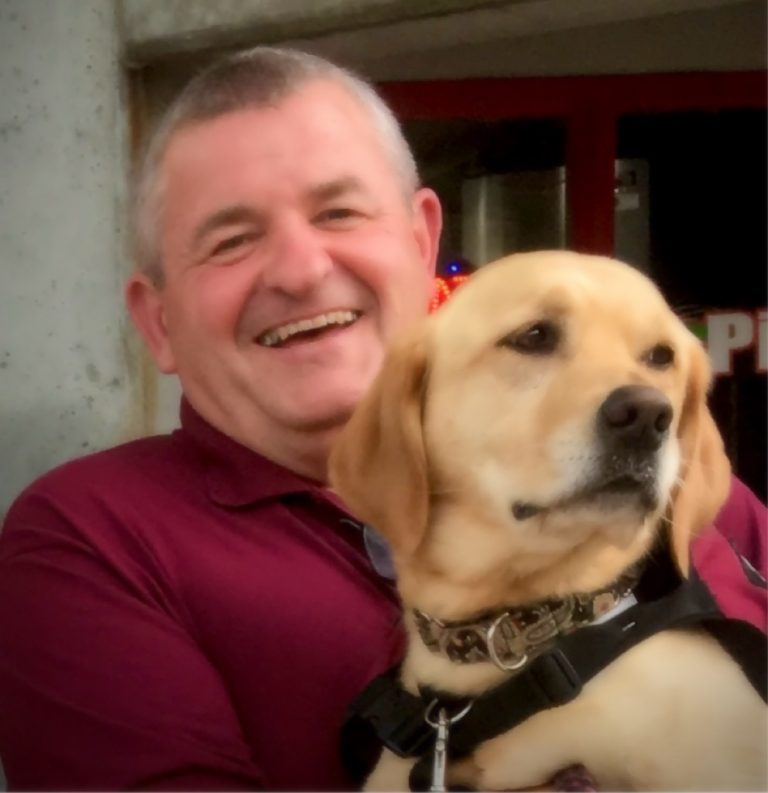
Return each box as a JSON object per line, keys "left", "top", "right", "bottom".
{"left": 162, "top": 98, "right": 398, "bottom": 203}
{"left": 166, "top": 78, "right": 369, "bottom": 145}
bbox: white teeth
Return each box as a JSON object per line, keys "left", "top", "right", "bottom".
{"left": 258, "top": 310, "right": 360, "bottom": 347}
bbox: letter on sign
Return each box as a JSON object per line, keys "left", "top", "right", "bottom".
{"left": 707, "top": 313, "right": 755, "bottom": 375}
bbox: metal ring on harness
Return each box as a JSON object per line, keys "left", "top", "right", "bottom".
{"left": 424, "top": 698, "right": 473, "bottom": 728}
{"left": 487, "top": 614, "right": 529, "bottom": 671}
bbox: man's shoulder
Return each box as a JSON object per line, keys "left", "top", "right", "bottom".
{"left": 693, "top": 526, "right": 767, "bottom": 633}
{"left": 32, "top": 432, "right": 184, "bottom": 489}
{"left": 714, "top": 475, "right": 767, "bottom": 575}
{"left": 3, "top": 431, "right": 198, "bottom": 534}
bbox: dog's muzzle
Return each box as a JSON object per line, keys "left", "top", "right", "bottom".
{"left": 580, "top": 385, "right": 673, "bottom": 508}
{"left": 512, "top": 386, "right": 674, "bottom": 520}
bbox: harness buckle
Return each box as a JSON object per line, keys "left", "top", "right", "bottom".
{"left": 531, "top": 649, "right": 582, "bottom": 705}
{"left": 368, "top": 684, "right": 434, "bottom": 757}
{"left": 341, "top": 670, "right": 434, "bottom": 766}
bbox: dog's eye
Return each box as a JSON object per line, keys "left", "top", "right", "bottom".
{"left": 644, "top": 344, "right": 675, "bottom": 369}
{"left": 499, "top": 321, "right": 561, "bottom": 355}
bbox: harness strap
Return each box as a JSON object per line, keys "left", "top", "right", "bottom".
{"left": 408, "top": 573, "right": 725, "bottom": 790}
{"left": 341, "top": 570, "right": 766, "bottom": 792}
{"left": 340, "top": 666, "right": 434, "bottom": 785}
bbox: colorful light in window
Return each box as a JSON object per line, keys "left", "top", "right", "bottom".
{"left": 430, "top": 275, "right": 470, "bottom": 312}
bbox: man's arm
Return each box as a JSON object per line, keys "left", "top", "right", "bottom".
{"left": 0, "top": 496, "right": 263, "bottom": 790}
{"left": 714, "top": 475, "right": 767, "bottom": 578}
{"left": 692, "top": 476, "right": 767, "bottom": 632}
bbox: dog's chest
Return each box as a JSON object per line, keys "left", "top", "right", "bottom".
{"left": 458, "top": 630, "right": 766, "bottom": 792}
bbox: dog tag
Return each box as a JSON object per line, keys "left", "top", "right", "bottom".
{"left": 429, "top": 708, "right": 449, "bottom": 792}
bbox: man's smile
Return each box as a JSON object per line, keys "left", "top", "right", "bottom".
{"left": 256, "top": 310, "right": 361, "bottom": 348}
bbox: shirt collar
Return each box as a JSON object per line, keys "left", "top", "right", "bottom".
{"left": 178, "top": 398, "right": 329, "bottom": 508}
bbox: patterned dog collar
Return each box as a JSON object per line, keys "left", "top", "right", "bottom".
{"left": 412, "top": 569, "right": 640, "bottom": 671}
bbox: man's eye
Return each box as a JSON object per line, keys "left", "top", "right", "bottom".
{"left": 315, "top": 207, "right": 358, "bottom": 224}
{"left": 211, "top": 233, "right": 254, "bottom": 256}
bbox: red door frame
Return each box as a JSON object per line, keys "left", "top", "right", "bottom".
{"left": 380, "top": 72, "right": 767, "bottom": 255}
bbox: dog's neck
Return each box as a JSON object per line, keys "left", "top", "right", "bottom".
{"left": 394, "top": 506, "right": 659, "bottom": 696}
{"left": 413, "top": 568, "right": 639, "bottom": 666}
{"left": 400, "top": 569, "right": 641, "bottom": 697}
{"left": 396, "top": 517, "right": 656, "bottom": 622}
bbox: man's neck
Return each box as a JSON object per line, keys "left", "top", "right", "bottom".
{"left": 184, "top": 395, "right": 342, "bottom": 484}
{"left": 267, "top": 433, "right": 331, "bottom": 484}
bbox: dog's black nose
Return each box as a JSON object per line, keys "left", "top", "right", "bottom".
{"left": 598, "top": 386, "right": 673, "bottom": 451}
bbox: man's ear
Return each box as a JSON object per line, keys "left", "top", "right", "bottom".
{"left": 411, "top": 187, "right": 443, "bottom": 278}
{"left": 124, "top": 273, "right": 177, "bottom": 374}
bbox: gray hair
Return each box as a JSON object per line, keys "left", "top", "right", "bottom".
{"left": 132, "top": 47, "right": 420, "bottom": 284}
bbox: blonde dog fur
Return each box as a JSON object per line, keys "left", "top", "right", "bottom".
{"left": 330, "top": 251, "right": 766, "bottom": 792}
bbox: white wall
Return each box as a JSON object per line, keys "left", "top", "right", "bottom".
{"left": 0, "top": 0, "right": 139, "bottom": 517}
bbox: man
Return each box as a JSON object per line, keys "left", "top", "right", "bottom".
{"left": 0, "top": 47, "right": 764, "bottom": 791}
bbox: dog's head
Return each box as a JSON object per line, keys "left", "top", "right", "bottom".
{"left": 330, "top": 252, "right": 730, "bottom": 612}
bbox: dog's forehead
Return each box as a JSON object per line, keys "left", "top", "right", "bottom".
{"left": 433, "top": 252, "right": 675, "bottom": 345}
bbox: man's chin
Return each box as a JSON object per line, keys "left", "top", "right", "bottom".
{"left": 281, "top": 400, "right": 358, "bottom": 435}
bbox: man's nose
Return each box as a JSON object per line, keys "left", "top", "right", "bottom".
{"left": 260, "top": 216, "right": 333, "bottom": 296}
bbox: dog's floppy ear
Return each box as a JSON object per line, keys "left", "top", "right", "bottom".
{"left": 329, "top": 326, "right": 431, "bottom": 559}
{"left": 669, "top": 338, "right": 731, "bottom": 575}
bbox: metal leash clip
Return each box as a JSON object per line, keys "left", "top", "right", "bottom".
{"left": 424, "top": 699, "right": 473, "bottom": 792}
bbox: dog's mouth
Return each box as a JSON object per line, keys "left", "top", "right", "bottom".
{"left": 512, "top": 469, "right": 660, "bottom": 521}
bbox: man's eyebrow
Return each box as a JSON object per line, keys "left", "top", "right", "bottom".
{"left": 191, "top": 205, "right": 260, "bottom": 248}
{"left": 189, "top": 180, "right": 367, "bottom": 248}
{"left": 308, "top": 177, "right": 368, "bottom": 203}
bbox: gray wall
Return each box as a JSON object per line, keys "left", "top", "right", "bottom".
{"left": 121, "top": 0, "right": 767, "bottom": 78}
{"left": 0, "top": 0, "right": 140, "bottom": 517}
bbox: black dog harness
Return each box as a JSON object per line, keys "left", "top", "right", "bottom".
{"left": 340, "top": 554, "right": 767, "bottom": 791}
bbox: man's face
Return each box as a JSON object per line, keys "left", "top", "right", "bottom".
{"left": 128, "top": 79, "right": 441, "bottom": 475}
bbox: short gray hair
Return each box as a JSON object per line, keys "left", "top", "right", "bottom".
{"left": 132, "top": 47, "right": 420, "bottom": 283}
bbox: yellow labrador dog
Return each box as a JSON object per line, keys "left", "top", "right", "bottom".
{"left": 330, "top": 252, "right": 766, "bottom": 792}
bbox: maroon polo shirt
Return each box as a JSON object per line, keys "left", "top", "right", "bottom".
{"left": 0, "top": 400, "right": 404, "bottom": 791}
{"left": 698, "top": 476, "right": 768, "bottom": 632}
{"left": 0, "top": 401, "right": 765, "bottom": 791}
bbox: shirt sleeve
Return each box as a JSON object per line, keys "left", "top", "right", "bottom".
{"left": 713, "top": 475, "right": 768, "bottom": 578}
{"left": 692, "top": 526, "right": 767, "bottom": 634}
{"left": 0, "top": 493, "right": 265, "bottom": 790}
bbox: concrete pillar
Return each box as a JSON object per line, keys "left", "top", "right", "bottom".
{"left": 0, "top": 0, "right": 138, "bottom": 517}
